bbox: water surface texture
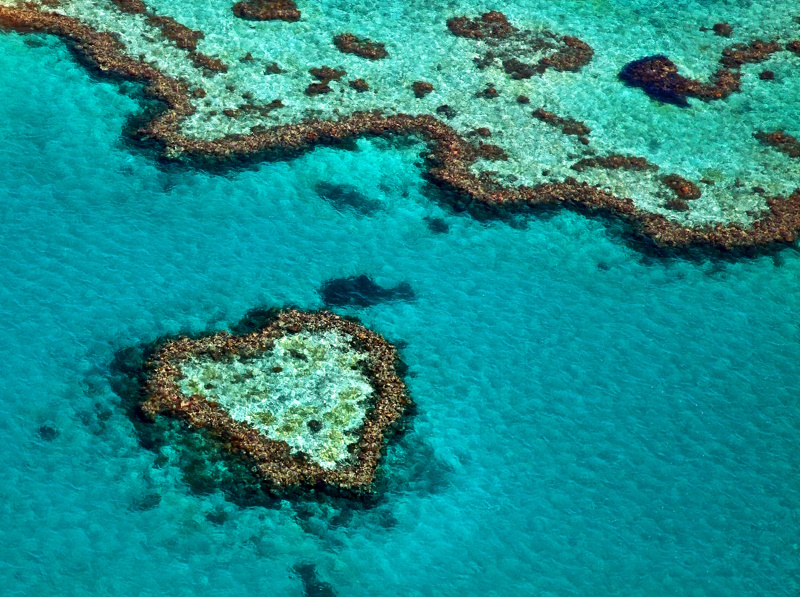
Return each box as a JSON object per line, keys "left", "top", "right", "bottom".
{"left": 1, "top": 2, "right": 800, "bottom": 596}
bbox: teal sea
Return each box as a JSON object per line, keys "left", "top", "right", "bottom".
{"left": 2, "top": 0, "right": 800, "bottom": 594}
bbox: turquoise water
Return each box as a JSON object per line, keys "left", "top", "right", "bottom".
{"left": 2, "top": 20, "right": 800, "bottom": 597}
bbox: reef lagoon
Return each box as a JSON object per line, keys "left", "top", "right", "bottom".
{"left": 2, "top": 0, "right": 800, "bottom": 595}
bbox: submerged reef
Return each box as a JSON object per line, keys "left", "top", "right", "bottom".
{"left": 141, "top": 309, "right": 411, "bottom": 494}
{"left": 319, "top": 275, "right": 415, "bottom": 308}
{"left": 2, "top": 2, "right": 800, "bottom": 252}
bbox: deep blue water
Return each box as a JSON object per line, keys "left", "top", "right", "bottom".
{"left": 2, "top": 31, "right": 800, "bottom": 596}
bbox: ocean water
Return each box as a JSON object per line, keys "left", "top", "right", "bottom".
{"left": 1, "top": 10, "right": 800, "bottom": 597}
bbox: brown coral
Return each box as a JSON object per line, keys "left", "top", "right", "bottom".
{"left": 333, "top": 33, "right": 388, "bottom": 60}
{"left": 231, "top": 0, "right": 300, "bottom": 22}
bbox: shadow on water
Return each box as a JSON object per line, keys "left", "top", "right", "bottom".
{"left": 319, "top": 275, "right": 416, "bottom": 308}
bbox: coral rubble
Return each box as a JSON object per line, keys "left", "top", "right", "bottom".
{"left": 141, "top": 310, "right": 411, "bottom": 494}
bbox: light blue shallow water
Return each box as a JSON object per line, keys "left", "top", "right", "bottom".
{"left": 1, "top": 27, "right": 800, "bottom": 596}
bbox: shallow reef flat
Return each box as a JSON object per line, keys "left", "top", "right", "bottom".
{"left": 4, "top": 0, "right": 800, "bottom": 250}
{"left": 141, "top": 309, "right": 410, "bottom": 494}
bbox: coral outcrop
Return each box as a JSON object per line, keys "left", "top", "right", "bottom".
{"left": 141, "top": 309, "right": 411, "bottom": 494}
{"left": 448, "top": 11, "right": 593, "bottom": 78}
{"left": 232, "top": 0, "right": 300, "bottom": 22}
{"left": 333, "top": 33, "right": 387, "bottom": 60}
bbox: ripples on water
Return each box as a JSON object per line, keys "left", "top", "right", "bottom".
{"left": 1, "top": 2, "right": 800, "bottom": 594}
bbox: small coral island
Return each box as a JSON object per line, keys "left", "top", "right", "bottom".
{"left": 141, "top": 310, "right": 410, "bottom": 494}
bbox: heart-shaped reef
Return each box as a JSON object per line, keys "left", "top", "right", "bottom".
{"left": 141, "top": 309, "right": 410, "bottom": 495}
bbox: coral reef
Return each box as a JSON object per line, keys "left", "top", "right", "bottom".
{"left": 720, "top": 39, "right": 780, "bottom": 68}
{"left": 146, "top": 15, "right": 203, "bottom": 51}
{"left": 619, "top": 55, "right": 739, "bottom": 106}
{"left": 141, "top": 309, "right": 411, "bottom": 494}
{"left": 412, "top": 81, "right": 433, "bottom": 98}
{"left": 3, "top": 3, "right": 800, "bottom": 252}
{"left": 755, "top": 130, "right": 800, "bottom": 159}
{"left": 348, "top": 78, "right": 369, "bottom": 92}
{"left": 712, "top": 22, "right": 733, "bottom": 37}
{"left": 232, "top": 0, "right": 300, "bottom": 22}
{"left": 532, "top": 108, "right": 590, "bottom": 144}
{"left": 448, "top": 11, "right": 593, "bottom": 78}
{"left": 571, "top": 155, "right": 658, "bottom": 172}
{"left": 661, "top": 174, "right": 702, "bottom": 200}
{"left": 333, "top": 33, "right": 387, "bottom": 60}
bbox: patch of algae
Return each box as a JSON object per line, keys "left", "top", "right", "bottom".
{"left": 177, "top": 330, "right": 373, "bottom": 469}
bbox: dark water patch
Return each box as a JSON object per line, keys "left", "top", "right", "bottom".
{"left": 424, "top": 216, "right": 450, "bottom": 233}
{"left": 37, "top": 423, "right": 60, "bottom": 441}
{"left": 314, "top": 181, "right": 382, "bottom": 216}
{"left": 291, "top": 562, "right": 337, "bottom": 597}
{"left": 205, "top": 507, "right": 230, "bottom": 525}
{"left": 129, "top": 492, "right": 161, "bottom": 512}
{"left": 319, "top": 275, "right": 415, "bottom": 307}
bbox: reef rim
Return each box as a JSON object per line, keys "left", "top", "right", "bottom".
{"left": 140, "top": 309, "right": 411, "bottom": 495}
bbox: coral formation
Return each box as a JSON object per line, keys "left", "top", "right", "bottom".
{"left": 755, "top": 130, "right": 800, "bottom": 159}
{"left": 231, "top": 0, "right": 300, "bottom": 22}
{"left": 146, "top": 15, "right": 203, "bottom": 51}
{"left": 333, "top": 33, "right": 387, "bottom": 60}
{"left": 141, "top": 309, "right": 411, "bottom": 494}
{"left": 412, "top": 81, "right": 433, "bottom": 98}
{"left": 619, "top": 55, "right": 739, "bottom": 106}
{"left": 448, "top": 11, "right": 593, "bottom": 78}
{"left": 3, "top": 3, "right": 800, "bottom": 252}
{"left": 532, "top": 108, "right": 590, "bottom": 144}
{"left": 661, "top": 174, "right": 702, "bottom": 200}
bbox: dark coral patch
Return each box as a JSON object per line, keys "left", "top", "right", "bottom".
{"left": 320, "top": 275, "right": 415, "bottom": 308}
{"left": 412, "top": 81, "right": 433, "bottom": 98}
{"left": 348, "top": 78, "right": 369, "bottom": 92}
{"left": 334, "top": 33, "right": 388, "bottom": 60}
{"left": 38, "top": 423, "right": 60, "bottom": 441}
{"left": 619, "top": 55, "right": 739, "bottom": 106}
{"left": 662, "top": 174, "right": 702, "bottom": 200}
{"left": 188, "top": 51, "right": 228, "bottom": 74}
{"left": 532, "top": 108, "right": 590, "bottom": 144}
{"left": 146, "top": 15, "right": 203, "bottom": 51}
{"left": 571, "top": 155, "right": 658, "bottom": 172}
{"left": 449, "top": 11, "right": 592, "bottom": 78}
{"left": 232, "top": 0, "right": 300, "bottom": 22}
{"left": 720, "top": 39, "right": 780, "bottom": 68}
{"left": 110, "top": 0, "right": 146, "bottom": 14}
{"left": 310, "top": 66, "right": 347, "bottom": 81}
{"left": 712, "top": 22, "right": 733, "bottom": 37}
{"left": 755, "top": 130, "right": 800, "bottom": 159}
